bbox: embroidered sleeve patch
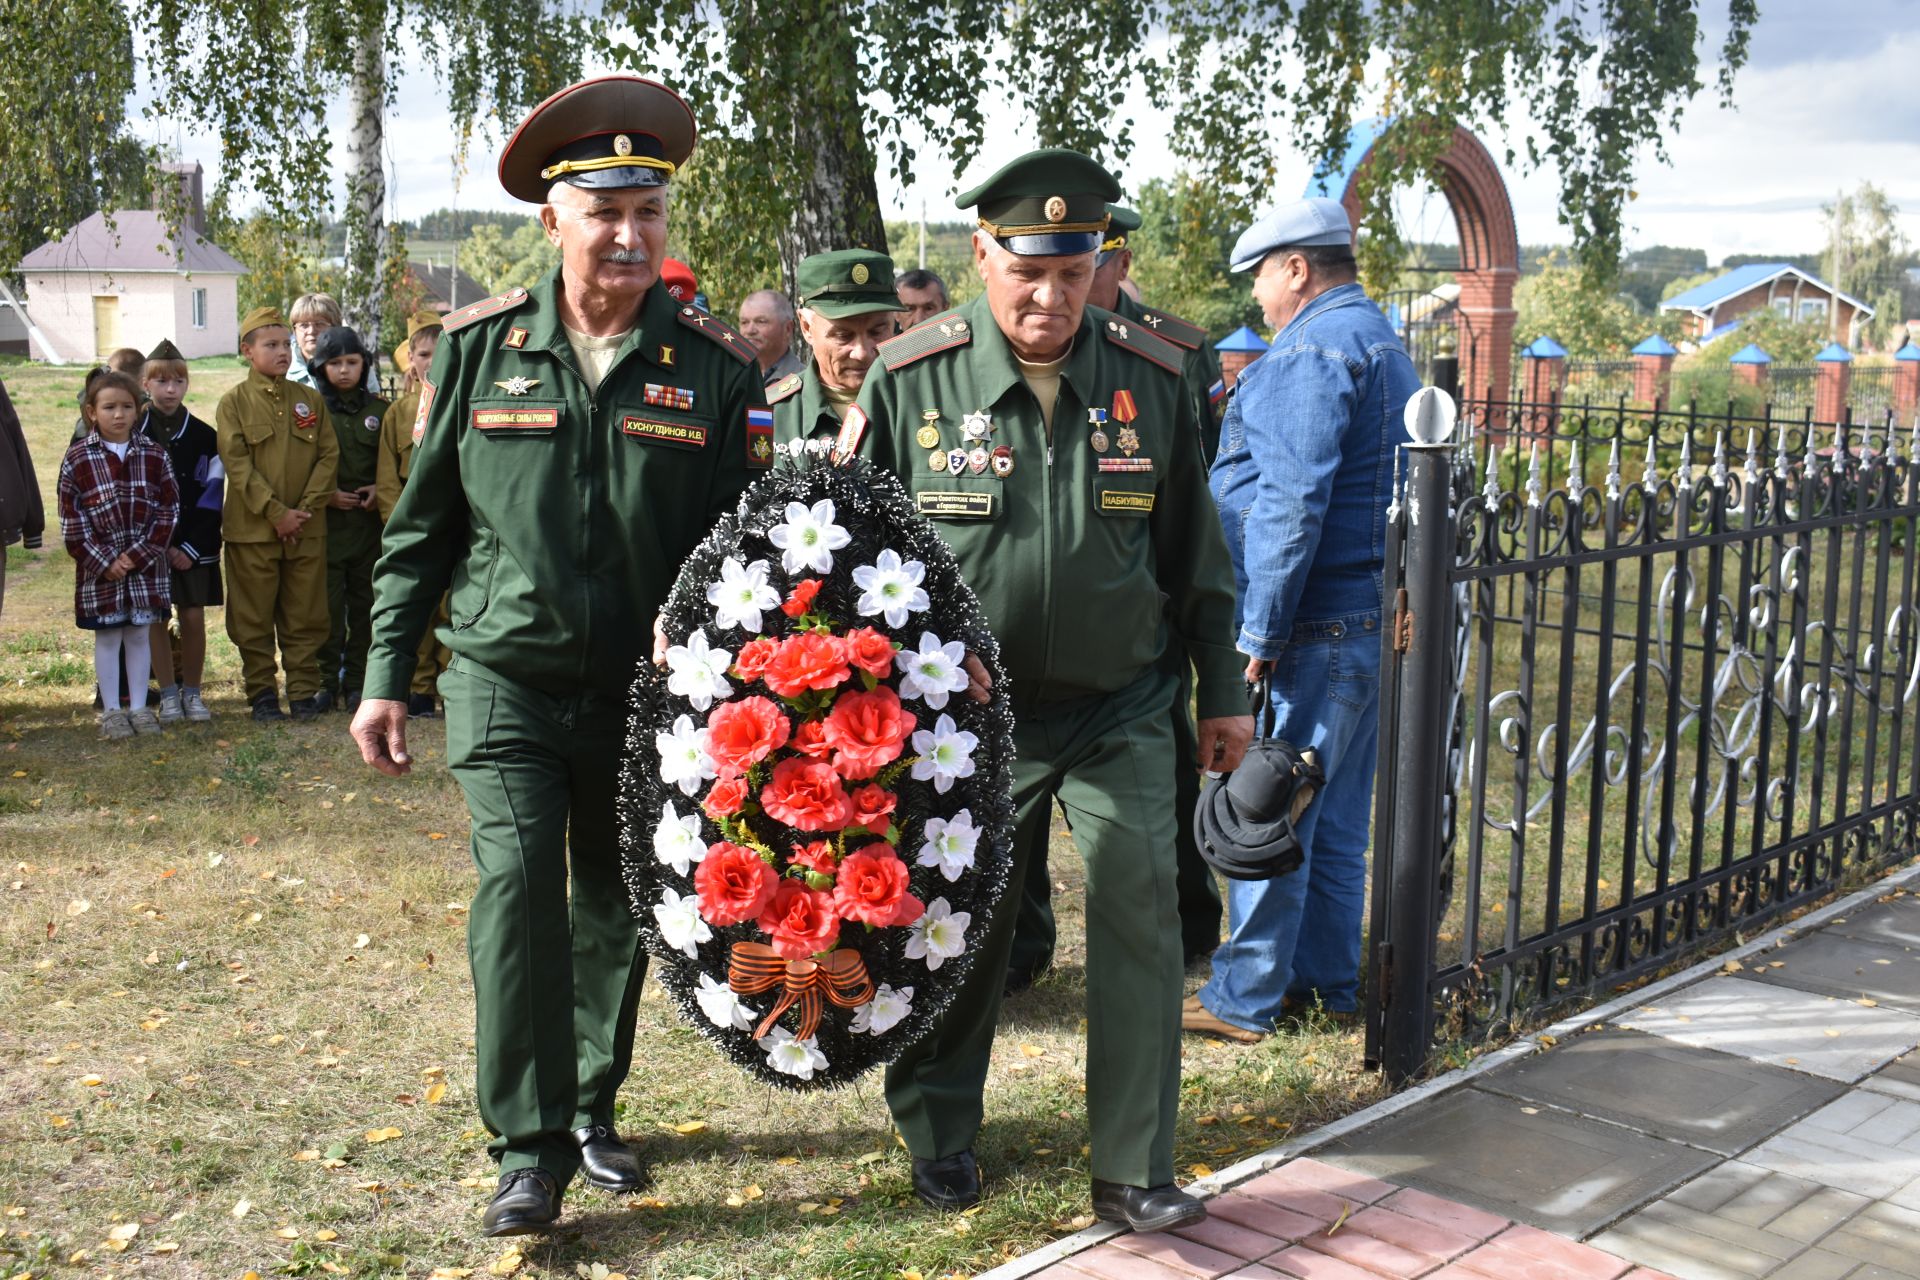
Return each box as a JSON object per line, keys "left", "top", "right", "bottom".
{"left": 1208, "top": 378, "right": 1226, "bottom": 407}
{"left": 472, "top": 407, "right": 559, "bottom": 431}
{"left": 746, "top": 407, "right": 774, "bottom": 469}
{"left": 916, "top": 491, "right": 996, "bottom": 518}
{"left": 622, "top": 416, "right": 709, "bottom": 448}
{"left": 1098, "top": 489, "right": 1155, "bottom": 514}
{"left": 412, "top": 379, "right": 435, "bottom": 446}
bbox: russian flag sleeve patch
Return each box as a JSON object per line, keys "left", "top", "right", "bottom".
{"left": 746, "top": 407, "right": 775, "bottom": 468}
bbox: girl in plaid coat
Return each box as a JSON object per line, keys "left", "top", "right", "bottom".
{"left": 58, "top": 371, "right": 178, "bottom": 739}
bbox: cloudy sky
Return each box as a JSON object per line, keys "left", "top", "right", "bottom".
{"left": 137, "top": 0, "right": 1919, "bottom": 266}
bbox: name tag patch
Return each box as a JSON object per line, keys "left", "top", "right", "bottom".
{"left": 1099, "top": 489, "right": 1155, "bottom": 514}
{"left": 472, "top": 407, "right": 559, "bottom": 431}
{"left": 917, "top": 491, "right": 995, "bottom": 518}
{"left": 622, "top": 416, "right": 708, "bottom": 447}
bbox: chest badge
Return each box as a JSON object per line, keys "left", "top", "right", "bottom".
{"left": 1087, "top": 406, "right": 1110, "bottom": 453}
{"left": 363, "top": 414, "right": 381, "bottom": 432}
{"left": 947, "top": 447, "right": 969, "bottom": 475}
{"left": 966, "top": 445, "right": 990, "bottom": 475}
{"left": 990, "top": 445, "right": 1014, "bottom": 478}
{"left": 929, "top": 449, "right": 949, "bottom": 472}
{"left": 961, "top": 410, "right": 993, "bottom": 442}
{"left": 494, "top": 376, "right": 541, "bottom": 396}
{"left": 916, "top": 410, "right": 942, "bottom": 450}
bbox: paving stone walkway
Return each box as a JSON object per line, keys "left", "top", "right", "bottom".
{"left": 1009, "top": 882, "right": 1920, "bottom": 1280}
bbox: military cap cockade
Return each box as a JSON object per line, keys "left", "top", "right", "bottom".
{"left": 1099, "top": 204, "right": 1142, "bottom": 263}
{"left": 957, "top": 148, "right": 1121, "bottom": 256}
{"left": 498, "top": 75, "right": 697, "bottom": 204}
{"left": 796, "top": 249, "right": 903, "bottom": 320}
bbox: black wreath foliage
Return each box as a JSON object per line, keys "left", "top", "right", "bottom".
{"left": 618, "top": 453, "right": 1016, "bottom": 1089}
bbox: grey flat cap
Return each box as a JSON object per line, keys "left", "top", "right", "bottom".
{"left": 1229, "top": 196, "right": 1353, "bottom": 272}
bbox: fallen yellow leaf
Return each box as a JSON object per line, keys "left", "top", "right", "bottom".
{"left": 291, "top": 1150, "right": 320, "bottom": 1162}
{"left": 671, "top": 1121, "right": 707, "bottom": 1135}
{"left": 1188, "top": 1163, "right": 1213, "bottom": 1178}
{"left": 66, "top": 899, "right": 91, "bottom": 916}
{"left": 364, "top": 1126, "right": 403, "bottom": 1143}
{"left": 314, "top": 1229, "right": 339, "bottom": 1242}
{"left": 1019, "top": 1043, "right": 1046, "bottom": 1058}
{"left": 107, "top": 1223, "right": 139, "bottom": 1243}
{"left": 489, "top": 1247, "right": 524, "bottom": 1276}
{"left": 275, "top": 1227, "right": 300, "bottom": 1240}
{"left": 428, "top": 832, "right": 449, "bottom": 840}
{"left": 153, "top": 1240, "right": 180, "bottom": 1253}
{"left": 79, "top": 1075, "right": 104, "bottom": 1087}
{"left": 425, "top": 1081, "right": 447, "bottom": 1105}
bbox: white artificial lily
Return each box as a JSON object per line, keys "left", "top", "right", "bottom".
{"left": 852, "top": 549, "right": 930, "bottom": 628}
{"left": 758, "top": 1026, "right": 829, "bottom": 1081}
{"left": 916, "top": 809, "right": 980, "bottom": 882}
{"left": 652, "top": 800, "right": 708, "bottom": 876}
{"left": 905, "top": 897, "right": 970, "bottom": 970}
{"left": 850, "top": 983, "right": 915, "bottom": 1036}
{"left": 767, "top": 498, "right": 851, "bottom": 576}
{"left": 896, "top": 632, "right": 971, "bottom": 710}
{"left": 654, "top": 887, "right": 712, "bottom": 958}
{"left": 707, "top": 556, "right": 781, "bottom": 632}
{"left": 695, "top": 972, "right": 757, "bottom": 1031}
{"left": 656, "top": 714, "right": 716, "bottom": 796}
{"left": 665, "top": 628, "right": 735, "bottom": 711}
{"left": 909, "top": 713, "right": 979, "bottom": 794}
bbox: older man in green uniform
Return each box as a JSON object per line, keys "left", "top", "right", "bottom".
{"left": 349, "top": 75, "right": 770, "bottom": 1237}
{"left": 1006, "top": 204, "right": 1233, "bottom": 987}
{"left": 848, "top": 148, "right": 1253, "bottom": 1232}
{"left": 769, "top": 248, "right": 904, "bottom": 444}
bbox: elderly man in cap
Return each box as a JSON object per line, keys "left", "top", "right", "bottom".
{"left": 769, "top": 248, "right": 904, "bottom": 443}
{"left": 849, "top": 147, "right": 1252, "bottom": 1232}
{"left": 350, "top": 75, "right": 770, "bottom": 1237}
{"left": 1184, "top": 196, "right": 1418, "bottom": 1044}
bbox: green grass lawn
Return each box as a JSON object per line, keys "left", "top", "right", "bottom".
{"left": 0, "top": 360, "right": 1381, "bottom": 1280}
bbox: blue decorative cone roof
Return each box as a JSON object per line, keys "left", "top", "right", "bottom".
{"left": 1816, "top": 341, "right": 1853, "bottom": 363}
{"left": 1730, "top": 343, "right": 1772, "bottom": 365}
{"left": 1522, "top": 336, "right": 1568, "bottom": 359}
{"left": 1216, "top": 324, "right": 1270, "bottom": 354}
{"left": 1631, "top": 334, "right": 1678, "bottom": 357}
{"left": 1897, "top": 341, "right": 1920, "bottom": 362}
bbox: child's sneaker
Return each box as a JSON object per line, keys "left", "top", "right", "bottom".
{"left": 183, "top": 690, "right": 213, "bottom": 722}
{"left": 128, "top": 707, "right": 163, "bottom": 736}
{"left": 100, "top": 709, "right": 134, "bottom": 740}
{"left": 157, "top": 689, "right": 185, "bottom": 723}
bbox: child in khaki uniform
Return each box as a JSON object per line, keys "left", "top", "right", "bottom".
{"left": 218, "top": 306, "right": 339, "bottom": 721}
{"left": 375, "top": 311, "right": 449, "bottom": 718}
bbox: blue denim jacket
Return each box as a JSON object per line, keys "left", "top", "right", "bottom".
{"left": 1209, "top": 282, "right": 1419, "bottom": 660}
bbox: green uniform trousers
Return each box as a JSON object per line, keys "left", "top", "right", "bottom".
{"left": 319, "top": 507, "right": 380, "bottom": 697}
{"left": 223, "top": 538, "right": 329, "bottom": 702}
{"left": 442, "top": 658, "right": 648, "bottom": 1185}
{"left": 886, "top": 664, "right": 1185, "bottom": 1188}
{"left": 1007, "top": 645, "right": 1223, "bottom": 977}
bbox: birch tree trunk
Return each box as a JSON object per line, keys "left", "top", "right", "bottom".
{"left": 342, "top": 21, "right": 389, "bottom": 343}
{"left": 775, "top": 16, "right": 887, "bottom": 293}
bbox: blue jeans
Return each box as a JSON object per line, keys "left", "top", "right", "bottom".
{"left": 1198, "top": 613, "right": 1382, "bottom": 1026}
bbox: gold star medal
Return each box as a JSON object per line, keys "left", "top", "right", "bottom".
{"left": 493, "top": 376, "right": 541, "bottom": 396}
{"left": 916, "top": 411, "right": 941, "bottom": 450}
{"left": 1117, "top": 426, "right": 1141, "bottom": 457}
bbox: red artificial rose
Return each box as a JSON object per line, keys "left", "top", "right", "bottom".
{"left": 833, "top": 843, "right": 924, "bottom": 927}
{"left": 789, "top": 840, "right": 838, "bottom": 876}
{"left": 780, "top": 578, "right": 824, "bottom": 618}
{"left": 848, "top": 783, "right": 897, "bottom": 836}
{"left": 762, "top": 632, "right": 851, "bottom": 698}
{"left": 694, "top": 841, "right": 778, "bottom": 926}
{"left": 734, "top": 637, "right": 778, "bottom": 681}
{"left": 790, "top": 718, "right": 832, "bottom": 758}
{"left": 702, "top": 776, "right": 748, "bottom": 819}
{"left": 705, "top": 695, "right": 791, "bottom": 778}
{"left": 822, "top": 686, "right": 915, "bottom": 780}
{"left": 843, "top": 626, "right": 897, "bottom": 678}
{"left": 759, "top": 757, "right": 853, "bottom": 832}
{"left": 756, "top": 880, "right": 842, "bottom": 959}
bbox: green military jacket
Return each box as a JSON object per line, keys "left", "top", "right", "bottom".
{"left": 768, "top": 362, "right": 843, "bottom": 445}
{"left": 363, "top": 269, "right": 771, "bottom": 701}
{"left": 216, "top": 369, "right": 340, "bottom": 544}
{"left": 1113, "top": 292, "right": 1226, "bottom": 463}
{"left": 324, "top": 387, "right": 389, "bottom": 491}
{"left": 853, "top": 295, "right": 1243, "bottom": 719}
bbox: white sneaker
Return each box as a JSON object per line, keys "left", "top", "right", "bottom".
{"left": 182, "top": 690, "right": 213, "bottom": 722}
{"left": 100, "top": 709, "right": 134, "bottom": 740}
{"left": 157, "top": 689, "right": 185, "bottom": 723}
{"left": 128, "top": 706, "right": 162, "bottom": 736}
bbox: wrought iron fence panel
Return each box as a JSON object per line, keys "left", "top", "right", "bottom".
{"left": 1366, "top": 395, "right": 1920, "bottom": 1081}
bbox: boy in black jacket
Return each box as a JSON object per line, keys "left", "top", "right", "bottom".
{"left": 140, "top": 340, "right": 223, "bottom": 723}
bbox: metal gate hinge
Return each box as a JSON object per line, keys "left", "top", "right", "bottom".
{"left": 1392, "top": 588, "right": 1413, "bottom": 654}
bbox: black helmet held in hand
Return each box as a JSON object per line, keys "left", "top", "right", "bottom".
{"left": 1193, "top": 676, "right": 1324, "bottom": 881}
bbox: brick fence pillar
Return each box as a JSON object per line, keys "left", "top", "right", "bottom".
{"left": 1731, "top": 343, "right": 1771, "bottom": 398}
{"left": 1631, "top": 334, "right": 1678, "bottom": 406}
{"left": 1520, "top": 336, "right": 1567, "bottom": 435}
{"left": 1815, "top": 341, "right": 1853, "bottom": 423}
{"left": 1894, "top": 341, "right": 1920, "bottom": 428}
{"left": 1214, "top": 325, "right": 1269, "bottom": 391}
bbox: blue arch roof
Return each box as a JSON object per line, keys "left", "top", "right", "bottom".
{"left": 1304, "top": 118, "right": 1391, "bottom": 200}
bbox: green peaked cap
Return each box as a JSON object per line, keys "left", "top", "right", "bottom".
{"left": 957, "top": 148, "right": 1119, "bottom": 256}
{"left": 797, "top": 249, "right": 903, "bottom": 319}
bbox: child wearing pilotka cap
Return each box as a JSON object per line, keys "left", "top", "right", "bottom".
{"left": 139, "top": 339, "right": 223, "bottom": 723}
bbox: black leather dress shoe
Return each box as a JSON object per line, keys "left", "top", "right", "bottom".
{"left": 1091, "top": 1179, "right": 1207, "bottom": 1233}
{"left": 482, "top": 1169, "right": 562, "bottom": 1236}
{"left": 574, "top": 1123, "right": 649, "bottom": 1192}
{"left": 289, "top": 697, "right": 323, "bottom": 721}
{"left": 911, "top": 1149, "right": 981, "bottom": 1210}
{"left": 250, "top": 694, "right": 286, "bottom": 722}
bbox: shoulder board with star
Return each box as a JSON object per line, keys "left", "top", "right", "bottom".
{"left": 1101, "top": 314, "right": 1184, "bottom": 376}
{"left": 442, "top": 286, "right": 531, "bottom": 333}
{"left": 766, "top": 372, "right": 804, "bottom": 405}
{"left": 672, "top": 306, "right": 758, "bottom": 365}
{"left": 879, "top": 311, "right": 973, "bottom": 371}
{"left": 1133, "top": 304, "right": 1208, "bottom": 352}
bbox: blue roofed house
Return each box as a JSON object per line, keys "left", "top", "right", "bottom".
{"left": 1659, "top": 263, "right": 1873, "bottom": 349}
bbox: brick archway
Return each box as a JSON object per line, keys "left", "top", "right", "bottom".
{"left": 1317, "top": 122, "right": 1520, "bottom": 402}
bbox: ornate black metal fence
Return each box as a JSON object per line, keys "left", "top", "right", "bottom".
{"left": 1364, "top": 393, "right": 1920, "bottom": 1082}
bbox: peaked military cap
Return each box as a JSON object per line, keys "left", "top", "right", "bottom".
{"left": 797, "top": 249, "right": 904, "bottom": 319}
{"left": 145, "top": 338, "right": 185, "bottom": 363}
{"left": 239, "top": 306, "right": 287, "bottom": 340}
{"left": 405, "top": 309, "right": 444, "bottom": 343}
{"left": 1099, "top": 204, "right": 1142, "bottom": 263}
{"left": 498, "top": 75, "right": 697, "bottom": 204}
{"left": 957, "top": 148, "right": 1119, "bottom": 256}
{"left": 1230, "top": 196, "right": 1353, "bottom": 272}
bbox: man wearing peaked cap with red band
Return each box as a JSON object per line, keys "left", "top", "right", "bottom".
{"left": 351, "top": 75, "right": 771, "bottom": 1238}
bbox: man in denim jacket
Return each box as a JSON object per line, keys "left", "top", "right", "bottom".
{"left": 1185, "top": 197, "right": 1419, "bottom": 1041}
